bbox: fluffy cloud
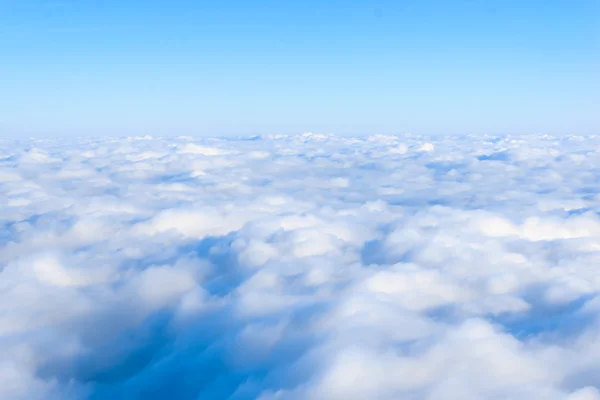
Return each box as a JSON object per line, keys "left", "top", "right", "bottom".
{"left": 2, "top": 133, "right": 600, "bottom": 399}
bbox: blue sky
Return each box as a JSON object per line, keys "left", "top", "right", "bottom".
{"left": 1, "top": 0, "right": 599, "bottom": 137}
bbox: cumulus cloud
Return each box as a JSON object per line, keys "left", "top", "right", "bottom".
{"left": 2, "top": 133, "right": 600, "bottom": 399}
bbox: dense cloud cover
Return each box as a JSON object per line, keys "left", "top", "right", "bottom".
{"left": 3, "top": 133, "right": 600, "bottom": 399}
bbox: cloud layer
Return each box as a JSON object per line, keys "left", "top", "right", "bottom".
{"left": 2, "top": 133, "right": 600, "bottom": 399}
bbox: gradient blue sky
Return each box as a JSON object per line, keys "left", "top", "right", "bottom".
{"left": 1, "top": 0, "right": 599, "bottom": 137}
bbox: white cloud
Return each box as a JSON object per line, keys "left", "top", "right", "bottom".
{"left": 2, "top": 134, "right": 600, "bottom": 399}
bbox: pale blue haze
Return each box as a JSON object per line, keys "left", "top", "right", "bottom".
{"left": 1, "top": 0, "right": 598, "bottom": 136}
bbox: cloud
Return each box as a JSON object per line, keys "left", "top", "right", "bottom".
{"left": 2, "top": 133, "right": 600, "bottom": 398}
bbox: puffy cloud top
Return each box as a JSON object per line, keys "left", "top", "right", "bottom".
{"left": 1, "top": 134, "right": 600, "bottom": 399}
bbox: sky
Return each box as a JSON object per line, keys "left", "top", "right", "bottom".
{"left": 1, "top": 0, "right": 599, "bottom": 137}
